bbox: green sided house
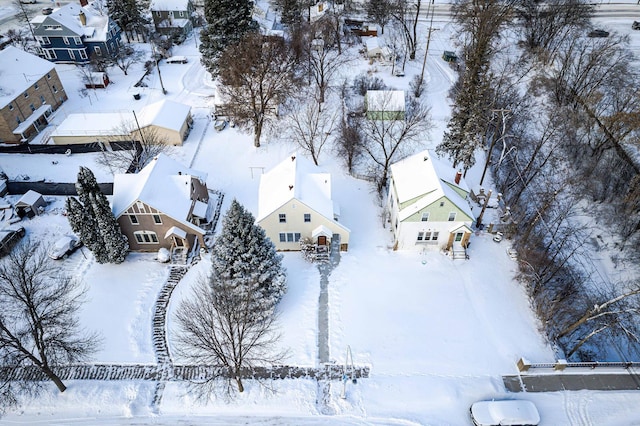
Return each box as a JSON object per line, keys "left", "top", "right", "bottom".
{"left": 365, "top": 90, "right": 405, "bottom": 120}
{"left": 257, "top": 154, "right": 350, "bottom": 252}
{"left": 387, "top": 150, "right": 475, "bottom": 258}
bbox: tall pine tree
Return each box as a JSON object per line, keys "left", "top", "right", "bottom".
{"left": 210, "top": 199, "right": 286, "bottom": 317}
{"left": 199, "top": 0, "right": 259, "bottom": 75}
{"left": 66, "top": 167, "right": 128, "bottom": 264}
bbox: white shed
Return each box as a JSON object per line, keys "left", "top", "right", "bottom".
{"left": 15, "top": 190, "right": 46, "bottom": 217}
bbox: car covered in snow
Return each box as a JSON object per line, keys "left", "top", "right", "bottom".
{"left": 48, "top": 235, "right": 82, "bottom": 260}
{"left": 0, "top": 226, "right": 25, "bottom": 258}
{"left": 470, "top": 400, "right": 540, "bottom": 426}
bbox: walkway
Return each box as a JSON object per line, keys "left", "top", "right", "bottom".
{"left": 0, "top": 364, "right": 370, "bottom": 382}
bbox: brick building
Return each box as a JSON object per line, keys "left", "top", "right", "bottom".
{"left": 0, "top": 46, "right": 67, "bottom": 144}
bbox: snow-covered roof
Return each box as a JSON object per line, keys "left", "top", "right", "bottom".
{"left": 51, "top": 112, "right": 133, "bottom": 137}
{"left": 112, "top": 154, "right": 207, "bottom": 234}
{"left": 137, "top": 99, "right": 191, "bottom": 132}
{"left": 150, "top": 0, "right": 191, "bottom": 11}
{"left": 365, "top": 37, "right": 380, "bottom": 51}
{"left": 391, "top": 150, "right": 474, "bottom": 221}
{"left": 366, "top": 90, "right": 405, "bottom": 112}
{"left": 35, "top": 3, "right": 110, "bottom": 41}
{"left": 257, "top": 154, "right": 334, "bottom": 222}
{"left": 0, "top": 46, "right": 56, "bottom": 109}
{"left": 16, "top": 189, "right": 44, "bottom": 206}
{"left": 51, "top": 100, "right": 191, "bottom": 137}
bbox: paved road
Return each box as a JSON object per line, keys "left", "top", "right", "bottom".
{"left": 504, "top": 370, "right": 640, "bottom": 392}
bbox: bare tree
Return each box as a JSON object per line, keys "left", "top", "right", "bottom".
{"left": 218, "top": 34, "right": 300, "bottom": 147}
{"left": 96, "top": 45, "right": 145, "bottom": 75}
{"left": 174, "top": 276, "right": 285, "bottom": 395}
{"left": 359, "top": 94, "right": 431, "bottom": 193}
{"left": 286, "top": 97, "right": 337, "bottom": 165}
{"left": 95, "top": 122, "right": 175, "bottom": 173}
{"left": 0, "top": 240, "right": 98, "bottom": 394}
{"left": 366, "top": 0, "right": 395, "bottom": 34}
{"left": 11, "top": 0, "right": 36, "bottom": 50}
{"left": 303, "top": 19, "right": 354, "bottom": 104}
{"left": 390, "top": 0, "right": 422, "bottom": 60}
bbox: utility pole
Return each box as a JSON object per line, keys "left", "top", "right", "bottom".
{"left": 152, "top": 43, "right": 167, "bottom": 95}
{"left": 419, "top": 0, "right": 436, "bottom": 85}
{"left": 479, "top": 108, "right": 511, "bottom": 186}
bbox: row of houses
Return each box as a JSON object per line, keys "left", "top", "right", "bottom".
{"left": 111, "top": 150, "right": 474, "bottom": 261}
{"left": 31, "top": 0, "right": 194, "bottom": 65}
{"left": 0, "top": 46, "right": 192, "bottom": 145}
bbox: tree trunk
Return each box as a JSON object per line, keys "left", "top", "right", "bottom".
{"left": 235, "top": 376, "right": 244, "bottom": 392}
{"left": 41, "top": 365, "right": 67, "bottom": 393}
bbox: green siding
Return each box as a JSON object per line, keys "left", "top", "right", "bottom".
{"left": 403, "top": 196, "right": 473, "bottom": 222}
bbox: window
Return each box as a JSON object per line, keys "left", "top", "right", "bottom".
{"left": 42, "top": 36, "right": 50, "bottom": 44}
{"left": 304, "top": 213, "right": 311, "bottom": 222}
{"left": 432, "top": 231, "right": 439, "bottom": 241}
{"left": 448, "top": 212, "right": 456, "bottom": 221}
{"left": 69, "top": 50, "right": 75, "bottom": 60}
{"left": 46, "top": 73, "right": 51, "bottom": 79}
{"left": 454, "top": 232, "right": 463, "bottom": 242}
{"left": 134, "top": 231, "right": 159, "bottom": 244}
{"left": 279, "top": 213, "right": 286, "bottom": 223}
{"left": 153, "top": 214, "right": 162, "bottom": 224}
{"left": 63, "top": 37, "right": 70, "bottom": 45}
{"left": 73, "top": 37, "right": 81, "bottom": 44}
{"left": 280, "top": 233, "right": 300, "bottom": 242}
{"left": 418, "top": 231, "right": 439, "bottom": 242}
{"left": 94, "top": 46, "right": 101, "bottom": 56}
{"left": 29, "top": 104, "right": 35, "bottom": 112}
{"left": 439, "top": 201, "right": 445, "bottom": 207}
{"left": 80, "top": 50, "right": 88, "bottom": 60}
{"left": 23, "top": 92, "right": 29, "bottom": 98}
{"left": 44, "top": 49, "right": 57, "bottom": 60}
{"left": 34, "top": 83, "right": 39, "bottom": 90}
{"left": 179, "top": 11, "right": 184, "bottom": 16}
{"left": 8, "top": 104, "right": 13, "bottom": 111}
{"left": 417, "top": 232, "right": 424, "bottom": 241}
{"left": 52, "top": 85, "right": 58, "bottom": 93}
{"left": 129, "top": 215, "right": 139, "bottom": 224}
{"left": 421, "top": 212, "right": 429, "bottom": 222}
{"left": 424, "top": 231, "right": 432, "bottom": 240}
{"left": 16, "top": 117, "right": 21, "bottom": 124}
{"left": 40, "top": 95, "right": 45, "bottom": 104}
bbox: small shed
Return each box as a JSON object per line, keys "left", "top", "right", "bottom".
{"left": 84, "top": 72, "right": 110, "bottom": 89}
{"left": 15, "top": 190, "right": 46, "bottom": 218}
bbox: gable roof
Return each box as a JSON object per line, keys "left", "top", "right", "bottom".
{"left": 0, "top": 46, "right": 56, "bottom": 109}
{"left": 391, "top": 150, "right": 474, "bottom": 221}
{"left": 366, "top": 90, "right": 405, "bottom": 112}
{"left": 34, "top": 3, "right": 112, "bottom": 42}
{"left": 150, "top": 0, "right": 191, "bottom": 11}
{"left": 257, "top": 154, "right": 334, "bottom": 222}
{"left": 112, "top": 154, "right": 207, "bottom": 233}
{"left": 137, "top": 99, "right": 191, "bottom": 132}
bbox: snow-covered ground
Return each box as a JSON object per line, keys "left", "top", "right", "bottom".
{"left": 2, "top": 10, "right": 640, "bottom": 426}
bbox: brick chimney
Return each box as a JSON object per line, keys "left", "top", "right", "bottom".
{"left": 79, "top": 0, "right": 88, "bottom": 6}
{"left": 454, "top": 170, "right": 462, "bottom": 185}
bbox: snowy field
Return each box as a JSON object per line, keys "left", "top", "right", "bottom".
{"left": 2, "top": 8, "right": 640, "bottom": 426}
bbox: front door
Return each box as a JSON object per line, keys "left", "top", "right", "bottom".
{"left": 318, "top": 235, "right": 327, "bottom": 246}
{"left": 175, "top": 237, "right": 184, "bottom": 247}
{"left": 454, "top": 232, "right": 463, "bottom": 242}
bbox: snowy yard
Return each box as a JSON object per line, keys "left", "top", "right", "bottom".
{"left": 2, "top": 7, "right": 640, "bottom": 425}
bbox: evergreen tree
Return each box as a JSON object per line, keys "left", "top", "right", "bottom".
{"left": 274, "top": 0, "right": 306, "bottom": 30}
{"left": 107, "top": 0, "right": 148, "bottom": 43}
{"left": 66, "top": 167, "right": 128, "bottom": 264}
{"left": 199, "top": 0, "right": 259, "bottom": 75}
{"left": 210, "top": 199, "right": 286, "bottom": 316}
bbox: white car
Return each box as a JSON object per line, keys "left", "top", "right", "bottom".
{"left": 48, "top": 236, "right": 82, "bottom": 260}
{"left": 470, "top": 400, "right": 540, "bottom": 426}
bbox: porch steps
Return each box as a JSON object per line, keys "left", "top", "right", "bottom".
{"left": 452, "top": 249, "right": 468, "bottom": 260}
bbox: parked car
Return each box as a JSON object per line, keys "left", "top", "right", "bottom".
{"left": 48, "top": 235, "right": 82, "bottom": 260}
{"left": 587, "top": 29, "right": 609, "bottom": 38}
{"left": 470, "top": 400, "right": 540, "bottom": 426}
{"left": 41, "top": 6, "right": 53, "bottom": 14}
{"left": 633, "top": 21, "right": 640, "bottom": 30}
{"left": 166, "top": 56, "right": 188, "bottom": 64}
{"left": 0, "top": 226, "right": 25, "bottom": 258}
